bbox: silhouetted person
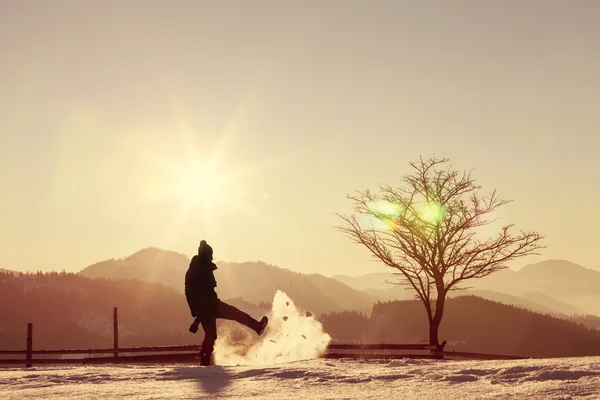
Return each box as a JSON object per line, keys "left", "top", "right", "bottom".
{"left": 185, "top": 240, "right": 268, "bottom": 366}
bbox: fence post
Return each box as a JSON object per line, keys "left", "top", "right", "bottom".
{"left": 113, "top": 307, "right": 118, "bottom": 358}
{"left": 26, "top": 323, "right": 33, "bottom": 368}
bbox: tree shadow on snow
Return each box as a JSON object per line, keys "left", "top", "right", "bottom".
{"left": 169, "top": 365, "right": 233, "bottom": 395}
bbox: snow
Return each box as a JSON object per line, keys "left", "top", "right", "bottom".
{"left": 214, "top": 291, "right": 331, "bottom": 366}
{"left": 1, "top": 357, "right": 599, "bottom": 399}
{"left": 2, "top": 291, "right": 599, "bottom": 398}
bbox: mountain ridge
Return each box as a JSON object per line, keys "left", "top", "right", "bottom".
{"left": 79, "top": 248, "right": 375, "bottom": 314}
{"left": 334, "top": 259, "right": 600, "bottom": 316}
{"left": 78, "top": 248, "right": 600, "bottom": 316}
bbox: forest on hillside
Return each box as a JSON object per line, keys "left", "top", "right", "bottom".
{"left": 1, "top": 271, "right": 599, "bottom": 358}
{"left": 0, "top": 271, "right": 199, "bottom": 350}
{"left": 319, "top": 297, "right": 600, "bottom": 357}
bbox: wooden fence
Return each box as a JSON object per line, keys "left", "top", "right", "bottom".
{"left": 0, "top": 307, "right": 527, "bottom": 367}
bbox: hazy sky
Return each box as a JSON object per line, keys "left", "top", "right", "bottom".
{"left": 2, "top": 1, "right": 599, "bottom": 276}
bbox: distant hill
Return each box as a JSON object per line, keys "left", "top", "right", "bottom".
{"left": 80, "top": 247, "right": 189, "bottom": 285}
{"left": 355, "top": 287, "right": 586, "bottom": 325}
{"left": 79, "top": 249, "right": 599, "bottom": 318}
{"left": 517, "top": 260, "right": 600, "bottom": 296}
{"left": 363, "top": 286, "right": 416, "bottom": 302}
{"left": 3, "top": 271, "right": 600, "bottom": 358}
{"left": 214, "top": 262, "right": 375, "bottom": 314}
{"left": 320, "top": 296, "right": 600, "bottom": 358}
{"left": 449, "top": 289, "right": 580, "bottom": 315}
{"left": 332, "top": 273, "right": 396, "bottom": 291}
{"left": 0, "top": 268, "right": 17, "bottom": 275}
{"left": 473, "top": 260, "right": 600, "bottom": 315}
{"left": 332, "top": 259, "right": 600, "bottom": 316}
{"left": 349, "top": 283, "right": 581, "bottom": 315}
{"left": 570, "top": 314, "right": 600, "bottom": 330}
{"left": 0, "top": 270, "right": 275, "bottom": 351}
{"left": 0, "top": 270, "right": 193, "bottom": 350}
{"left": 79, "top": 248, "right": 375, "bottom": 314}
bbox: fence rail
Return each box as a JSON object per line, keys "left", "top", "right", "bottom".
{"left": 0, "top": 345, "right": 202, "bottom": 356}
{"left": 0, "top": 353, "right": 199, "bottom": 365}
{"left": 1, "top": 343, "right": 451, "bottom": 366}
{"left": 0, "top": 309, "right": 527, "bottom": 367}
{"left": 327, "top": 343, "right": 439, "bottom": 351}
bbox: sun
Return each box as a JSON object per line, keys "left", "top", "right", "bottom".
{"left": 169, "top": 159, "right": 226, "bottom": 210}
{"left": 128, "top": 88, "right": 296, "bottom": 232}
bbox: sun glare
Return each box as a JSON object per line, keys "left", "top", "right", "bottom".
{"left": 170, "top": 160, "right": 225, "bottom": 209}
{"left": 127, "top": 87, "right": 296, "bottom": 235}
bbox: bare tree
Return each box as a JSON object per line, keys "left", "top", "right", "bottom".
{"left": 337, "top": 157, "right": 544, "bottom": 348}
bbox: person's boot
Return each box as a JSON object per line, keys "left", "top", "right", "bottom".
{"left": 256, "top": 316, "right": 269, "bottom": 335}
{"left": 200, "top": 353, "right": 212, "bottom": 366}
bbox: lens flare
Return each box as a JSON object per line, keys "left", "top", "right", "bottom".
{"left": 366, "top": 199, "right": 403, "bottom": 217}
{"left": 420, "top": 202, "right": 445, "bottom": 224}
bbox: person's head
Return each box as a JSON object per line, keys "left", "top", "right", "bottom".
{"left": 198, "top": 240, "right": 214, "bottom": 261}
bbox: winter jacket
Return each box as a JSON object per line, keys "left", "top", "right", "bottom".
{"left": 185, "top": 255, "right": 219, "bottom": 318}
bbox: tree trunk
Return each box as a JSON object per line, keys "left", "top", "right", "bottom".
{"left": 429, "top": 291, "right": 446, "bottom": 348}
{"left": 429, "top": 318, "right": 440, "bottom": 347}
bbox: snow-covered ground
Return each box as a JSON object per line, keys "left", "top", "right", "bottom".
{"left": 2, "top": 356, "right": 599, "bottom": 399}
{"left": 2, "top": 291, "right": 599, "bottom": 398}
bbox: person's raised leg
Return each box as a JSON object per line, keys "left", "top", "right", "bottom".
{"left": 200, "top": 317, "right": 217, "bottom": 366}
{"left": 217, "top": 300, "right": 268, "bottom": 334}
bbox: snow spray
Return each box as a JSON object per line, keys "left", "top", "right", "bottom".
{"left": 214, "top": 290, "right": 331, "bottom": 366}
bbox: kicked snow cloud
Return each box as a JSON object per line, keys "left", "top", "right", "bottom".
{"left": 214, "top": 290, "right": 331, "bottom": 366}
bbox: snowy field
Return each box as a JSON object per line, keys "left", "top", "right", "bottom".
{"left": 2, "top": 356, "right": 599, "bottom": 399}
{"left": 2, "top": 292, "right": 599, "bottom": 398}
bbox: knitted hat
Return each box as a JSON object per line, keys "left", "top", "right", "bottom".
{"left": 198, "top": 240, "right": 214, "bottom": 260}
